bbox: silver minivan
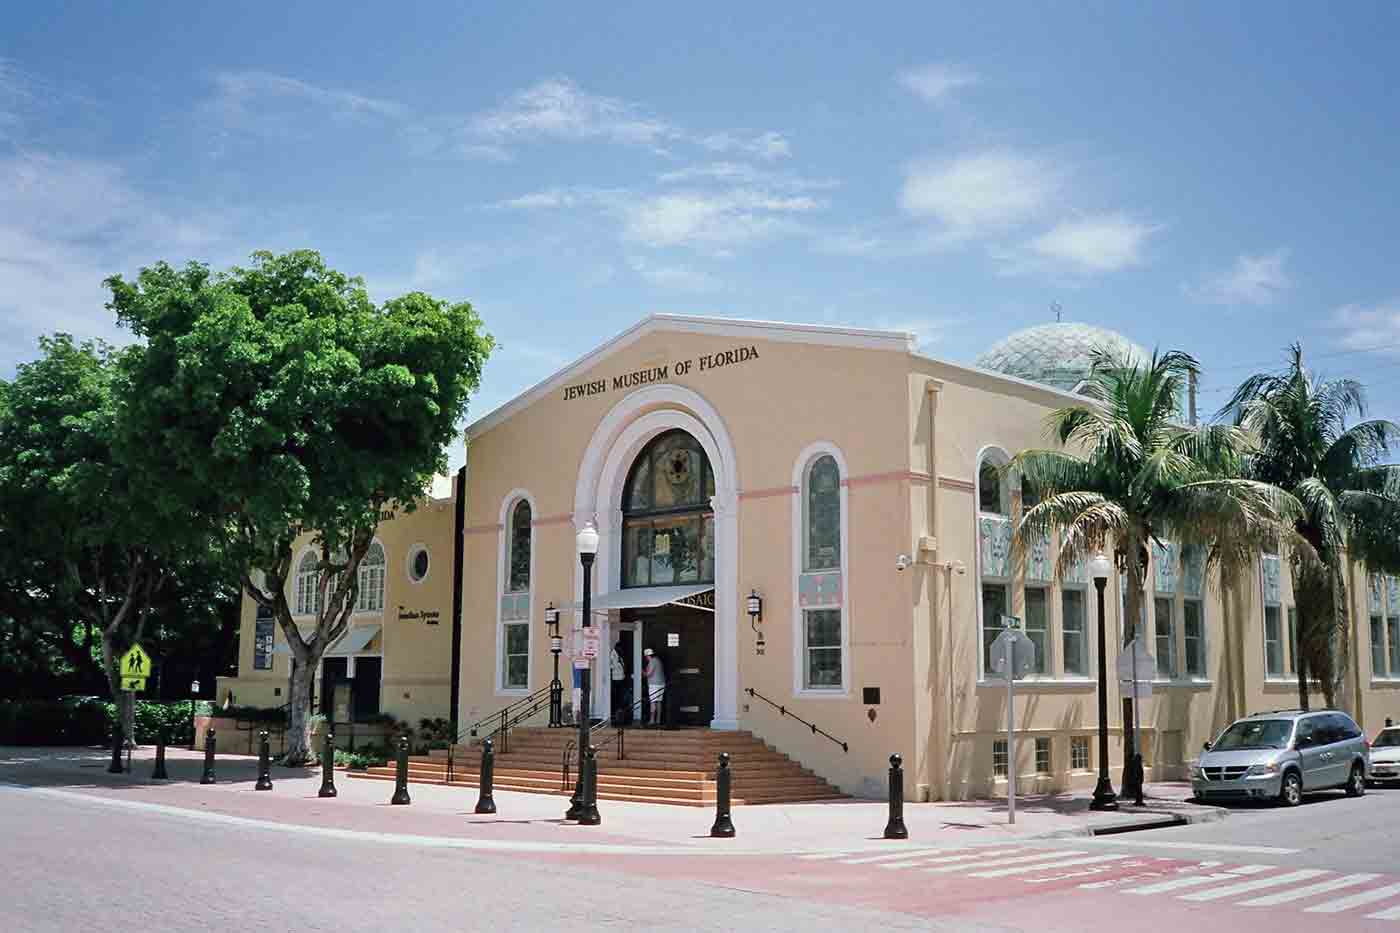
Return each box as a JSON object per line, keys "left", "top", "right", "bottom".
{"left": 1191, "top": 709, "right": 1370, "bottom": 806}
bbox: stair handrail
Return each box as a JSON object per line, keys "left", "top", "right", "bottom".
{"left": 559, "top": 689, "right": 661, "bottom": 790}
{"left": 231, "top": 701, "right": 291, "bottom": 755}
{"left": 448, "top": 684, "right": 554, "bottom": 782}
{"left": 745, "top": 687, "right": 849, "bottom": 753}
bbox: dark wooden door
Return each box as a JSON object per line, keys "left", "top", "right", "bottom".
{"left": 642, "top": 609, "right": 714, "bottom": 726}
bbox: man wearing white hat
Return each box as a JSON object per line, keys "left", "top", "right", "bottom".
{"left": 642, "top": 648, "right": 667, "bottom": 728}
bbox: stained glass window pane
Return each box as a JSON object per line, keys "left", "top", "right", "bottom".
{"left": 979, "top": 462, "right": 1003, "bottom": 514}
{"left": 625, "top": 455, "right": 652, "bottom": 511}
{"left": 651, "top": 434, "right": 702, "bottom": 508}
{"left": 622, "top": 523, "right": 651, "bottom": 588}
{"left": 806, "top": 455, "right": 841, "bottom": 571}
{"left": 509, "top": 501, "right": 531, "bottom": 593}
{"left": 804, "top": 609, "right": 842, "bottom": 688}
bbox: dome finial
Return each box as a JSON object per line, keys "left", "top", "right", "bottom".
{"left": 1051, "top": 301, "right": 1063, "bottom": 323}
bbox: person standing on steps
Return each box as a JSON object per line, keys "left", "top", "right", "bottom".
{"left": 610, "top": 640, "right": 627, "bottom": 725}
{"left": 642, "top": 648, "right": 667, "bottom": 728}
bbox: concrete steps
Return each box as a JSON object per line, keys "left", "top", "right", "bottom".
{"left": 344, "top": 725, "right": 845, "bottom": 806}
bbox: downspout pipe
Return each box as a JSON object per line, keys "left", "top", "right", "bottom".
{"left": 449, "top": 464, "right": 467, "bottom": 739}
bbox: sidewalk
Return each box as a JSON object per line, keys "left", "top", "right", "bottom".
{"left": 0, "top": 745, "right": 1223, "bottom": 856}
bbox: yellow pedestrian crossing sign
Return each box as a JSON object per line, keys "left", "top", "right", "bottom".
{"left": 120, "top": 644, "right": 152, "bottom": 680}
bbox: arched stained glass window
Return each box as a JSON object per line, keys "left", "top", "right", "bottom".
{"left": 805, "top": 455, "right": 841, "bottom": 572}
{"left": 508, "top": 500, "right": 532, "bottom": 593}
{"left": 979, "top": 461, "right": 1004, "bottom": 514}
{"left": 622, "top": 430, "right": 715, "bottom": 588}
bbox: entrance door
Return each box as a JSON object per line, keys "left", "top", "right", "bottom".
{"left": 640, "top": 608, "right": 715, "bottom": 727}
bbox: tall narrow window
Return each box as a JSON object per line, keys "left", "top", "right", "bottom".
{"left": 1373, "top": 614, "right": 1388, "bottom": 678}
{"left": 355, "top": 541, "right": 385, "bottom": 613}
{"left": 795, "top": 447, "right": 846, "bottom": 692}
{"left": 1390, "top": 607, "right": 1400, "bottom": 678}
{"left": 1184, "top": 600, "right": 1205, "bottom": 678}
{"left": 295, "top": 551, "right": 321, "bottom": 616}
{"left": 982, "top": 584, "right": 1009, "bottom": 674}
{"left": 1061, "top": 587, "right": 1087, "bottom": 676}
{"left": 1264, "top": 606, "right": 1284, "bottom": 677}
{"left": 1035, "top": 737, "right": 1051, "bottom": 775}
{"left": 992, "top": 739, "right": 1009, "bottom": 777}
{"left": 977, "top": 450, "right": 1012, "bottom": 678}
{"left": 979, "top": 461, "right": 1004, "bottom": 514}
{"left": 502, "top": 621, "right": 529, "bottom": 690}
{"left": 1154, "top": 597, "right": 1176, "bottom": 678}
{"left": 1024, "top": 586, "right": 1049, "bottom": 675}
{"left": 508, "top": 500, "right": 532, "bottom": 593}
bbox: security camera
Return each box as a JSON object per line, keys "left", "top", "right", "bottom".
{"left": 895, "top": 554, "right": 911, "bottom": 572}
{"left": 954, "top": 561, "right": 967, "bottom": 576}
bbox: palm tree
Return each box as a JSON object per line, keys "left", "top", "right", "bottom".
{"left": 1220, "top": 343, "right": 1400, "bottom": 709}
{"left": 1010, "top": 347, "right": 1300, "bottom": 795}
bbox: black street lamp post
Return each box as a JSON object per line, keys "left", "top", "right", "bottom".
{"left": 566, "top": 523, "right": 600, "bottom": 822}
{"left": 1089, "top": 553, "right": 1118, "bottom": 811}
{"left": 545, "top": 604, "right": 563, "bottom": 728}
{"left": 189, "top": 679, "right": 200, "bottom": 751}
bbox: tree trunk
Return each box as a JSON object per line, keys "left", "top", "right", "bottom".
{"left": 1296, "top": 653, "right": 1310, "bottom": 712}
{"left": 1120, "top": 538, "right": 1145, "bottom": 796}
{"left": 284, "top": 656, "right": 317, "bottom": 766}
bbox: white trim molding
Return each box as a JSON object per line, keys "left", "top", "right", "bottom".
{"left": 791, "top": 442, "right": 851, "bottom": 698}
{"left": 573, "top": 383, "right": 741, "bottom": 729}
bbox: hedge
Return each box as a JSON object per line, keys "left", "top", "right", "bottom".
{"left": 0, "top": 698, "right": 202, "bottom": 746}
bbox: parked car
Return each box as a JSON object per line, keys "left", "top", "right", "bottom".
{"left": 1190, "top": 709, "right": 1370, "bottom": 806}
{"left": 1369, "top": 726, "right": 1400, "bottom": 785}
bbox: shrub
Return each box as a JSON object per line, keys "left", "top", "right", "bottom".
{"left": 334, "top": 744, "right": 390, "bottom": 771}
{"left": 0, "top": 699, "right": 199, "bottom": 746}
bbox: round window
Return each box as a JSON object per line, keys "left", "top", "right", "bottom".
{"left": 409, "top": 546, "right": 430, "bottom": 583}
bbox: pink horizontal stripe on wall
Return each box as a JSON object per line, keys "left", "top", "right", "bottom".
{"left": 531, "top": 513, "right": 574, "bottom": 527}
{"left": 938, "top": 476, "right": 975, "bottom": 492}
{"left": 739, "top": 485, "right": 798, "bottom": 500}
{"left": 844, "top": 470, "right": 932, "bottom": 489}
{"left": 464, "top": 522, "right": 503, "bottom": 535}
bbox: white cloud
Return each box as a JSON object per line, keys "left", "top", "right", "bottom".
{"left": 626, "top": 256, "right": 718, "bottom": 292}
{"left": 1027, "top": 213, "right": 1158, "bottom": 273}
{"left": 1195, "top": 249, "right": 1292, "bottom": 305}
{"left": 697, "top": 130, "right": 791, "bottom": 161}
{"left": 1332, "top": 300, "right": 1400, "bottom": 353}
{"left": 471, "top": 77, "right": 675, "bottom": 149}
{"left": 208, "top": 71, "right": 405, "bottom": 135}
{"left": 899, "top": 151, "right": 1059, "bottom": 234}
{"left": 657, "top": 161, "right": 837, "bottom": 191}
{"left": 0, "top": 58, "right": 33, "bottom": 140}
{"left": 496, "top": 189, "right": 581, "bottom": 211}
{"left": 898, "top": 63, "right": 980, "bottom": 103}
{"left": 623, "top": 189, "right": 823, "bottom": 248}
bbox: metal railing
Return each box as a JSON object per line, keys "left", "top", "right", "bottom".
{"left": 560, "top": 688, "right": 668, "bottom": 790}
{"left": 232, "top": 702, "right": 290, "bottom": 756}
{"left": 447, "top": 685, "right": 553, "bottom": 784}
{"left": 745, "top": 687, "right": 849, "bottom": 753}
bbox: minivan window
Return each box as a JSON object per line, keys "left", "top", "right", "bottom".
{"left": 1375, "top": 729, "right": 1400, "bottom": 748}
{"left": 1213, "top": 719, "right": 1292, "bottom": 750}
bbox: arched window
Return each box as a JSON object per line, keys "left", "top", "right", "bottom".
{"left": 804, "top": 455, "right": 841, "bottom": 572}
{"left": 977, "top": 449, "right": 1013, "bottom": 676}
{"left": 295, "top": 551, "right": 320, "bottom": 616}
{"left": 621, "top": 430, "right": 715, "bottom": 588}
{"left": 508, "top": 500, "right": 532, "bottom": 593}
{"left": 978, "top": 461, "right": 1005, "bottom": 514}
{"left": 355, "top": 541, "right": 386, "bottom": 613}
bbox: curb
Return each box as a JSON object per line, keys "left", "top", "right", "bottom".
{"left": 1042, "top": 802, "right": 1228, "bottom": 839}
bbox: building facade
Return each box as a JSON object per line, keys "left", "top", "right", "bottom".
{"left": 220, "top": 314, "right": 1400, "bottom": 799}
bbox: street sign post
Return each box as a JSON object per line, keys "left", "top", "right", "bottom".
{"left": 581, "top": 628, "right": 600, "bottom": 661}
{"left": 990, "top": 616, "right": 1037, "bottom": 825}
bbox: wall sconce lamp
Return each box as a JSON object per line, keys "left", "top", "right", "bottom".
{"left": 746, "top": 590, "right": 765, "bottom": 651}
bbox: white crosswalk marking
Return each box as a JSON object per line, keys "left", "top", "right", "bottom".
{"left": 1178, "top": 868, "right": 1329, "bottom": 902}
{"left": 839, "top": 848, "right": 949, "bottom": 865}
{"left": 799, "top": 852, "right": 854, "bottom": 860}
{"left": 968, "top": 854, "right": 1131, "bottom": 879}
{"left": 924, "top": 851, "right": 1082, "bottom": 875}
{"left": 879, "top": 848, "right": 1023, "bottom": 870}
{"left": 1305, "top": 882, "right": 1400, "bottom": 914}
{"left": 1238, "top": 873, "right": 1379, "bottom": 907}
{"left": 1123, "top": 865, "right": 1273, "bottom": 895}
{"left": 1366, "top": 903, "right": 1400, "bottom": 920}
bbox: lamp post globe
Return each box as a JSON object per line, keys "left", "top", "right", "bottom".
{"left": 1088, "top": 552, "right": 1117, "bottom": 811}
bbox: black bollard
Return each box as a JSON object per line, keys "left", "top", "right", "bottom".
{"left": 565, "top": 741, "right": 584, "bottom": 820}
{"left": 391, "top": 735, "right": 411, "bottom": 805}
{"left": 152, "top": 728, "right": 169, "bottom": 780}
{"left": 107, "top": 724, "right": 124, "bottom": 774}
{"left": 318, "top": 731, "right": 338, "bottom": 798}
{"left": 883, "top": 753, "right": 909, "bottom": 839}
{"left": 475, "top": 738, "right": 497, "bottom": 814}
{"left": 255, "top": 730, "right": 273, "bottom": 791}
{"left": 578, "top": 745, "right": 601, "bottom": 826}
{"left": 710, "top": 752, "right": 736, "bottom": 838}
{"left": 200, "top": 729, "right": 217, "bottom": 784}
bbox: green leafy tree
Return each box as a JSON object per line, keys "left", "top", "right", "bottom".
{"left": 1220, "top": 344, "right": 1400, "bottom": 709}
{"left": 109, "top": 250, "right": 492, "bottom": 764}
{"left": 0, "top": 336, "right": 177, "bottom": 735}
{"left": 1010, "top": 348, "right": 1300, "bottom": 792}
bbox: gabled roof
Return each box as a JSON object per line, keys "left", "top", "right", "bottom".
{"left": 465, "top": 313, "right": 917, "bottom": 438}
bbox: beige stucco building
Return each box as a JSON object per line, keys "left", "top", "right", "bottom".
{"left": 221, "top": 314, "right": 1400, "bottom": 800}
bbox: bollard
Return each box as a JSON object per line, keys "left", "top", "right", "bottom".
{"left": 391, "top": 735, "right": 412, "bottom": 805}
{"left": 152, "top": 728, "right": 169, "bottom": 781}
{"left": 578, "top": 745, "right": 601, "bottom": 826}
{"left": 475, "top": 738, "right": 497, "bottom": 814}
{"left": 108, "top": 725, "right": 124, "bottom": 774}
{"left": 883, "top": 753, "right": 909, "bottom": 840}
{"left": 710, "top": 752, "right": 736, "bottom": 838}
{"left": 255, "top": 730, "right": 273, "bottom": 791}
{"left": 318, "top": 731, "right": 338, "bottom": 798}
{"left": 200, "top": 729, "right": 217, "bottom": 784}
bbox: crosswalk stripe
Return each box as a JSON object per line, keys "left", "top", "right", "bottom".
{"left": 968, "top": 854, "right": 1131, "bottom": 879}
{"left": 1178, "top": 868, "right": 1329, "bottom": 902}
{"left": 1366, "top": 903, "right": 1400, "bottom": 920}
{"left": 840, "top": 848, "right": 947, "bottom": 865}
{"left": 880, "top": 848, "right": 1023, "bottom": 870}
{"left": 1238, "top": 874, "right": 1379, "bottom": 907}
{"left": 925, "top": 851, "right": 1083, "bottom": 875}
{"left": 799, "top": 852, "right": 854, "bottom": 860}
{"left": 1305, "top": 882, "right": 1400, "bottom": 914}
{"left": 1123, "top": 865, "right": 1273, "bottom": 895}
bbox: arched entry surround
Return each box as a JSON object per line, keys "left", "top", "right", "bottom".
{"left": 573, "top": 384, "right": 741, "bottom": 729}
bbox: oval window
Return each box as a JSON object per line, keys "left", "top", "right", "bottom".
{"left": 409, "top": 546, "right": 430, "bottom": 583}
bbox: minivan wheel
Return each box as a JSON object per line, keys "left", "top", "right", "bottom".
{"left": 1279, "top": 770, "right": 1303, "bottom": 807}
{"left": 1346, "top": 764, "right": 1366, "bottom": 798}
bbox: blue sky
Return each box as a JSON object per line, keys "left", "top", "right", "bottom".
{"left": 4, "top": 2, "right": 1400, "bottom": 470}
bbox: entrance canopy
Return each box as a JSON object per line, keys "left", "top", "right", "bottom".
{"left": 276, "top": 623, "right": 381, "bottom": 656}
{"left": 576, "top": 584, "right": 715, "bottom": 614}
